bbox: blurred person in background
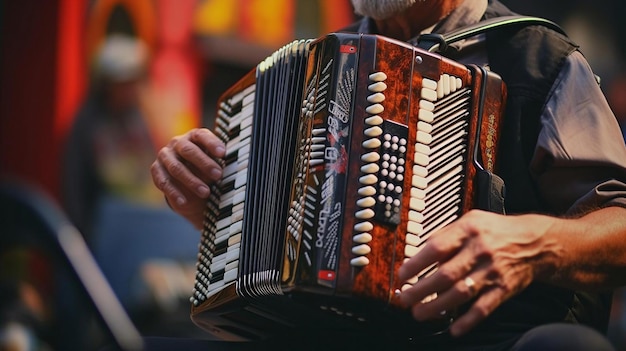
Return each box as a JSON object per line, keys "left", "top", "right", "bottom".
{"left": 61, "top": 34, "right": 201, "bottom": 336}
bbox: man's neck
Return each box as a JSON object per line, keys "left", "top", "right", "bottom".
{"left": 373, "top": 0, "right": 465, "bottom": 40}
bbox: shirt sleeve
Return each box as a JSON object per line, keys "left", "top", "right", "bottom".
{"left": 530, "top": 50, "right": 626, "bottom": 215}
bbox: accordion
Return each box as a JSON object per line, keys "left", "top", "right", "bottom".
{"left": 190, "top": 33, "right": 506, "bottom": 341}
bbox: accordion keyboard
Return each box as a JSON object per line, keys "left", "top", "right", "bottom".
{"left": 402, "top": 74, "right": 470, "bottom": 293}
{"left": 191, "top": 84, "right": 256, "bottom": 306}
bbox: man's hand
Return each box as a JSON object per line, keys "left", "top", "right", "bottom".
{"left": 397, "top": 209, "right": 562, "bottom": 337}
{"left": 150, "top": 128, "right": 226, "bottom": 229}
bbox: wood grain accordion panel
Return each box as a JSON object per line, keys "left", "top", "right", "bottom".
{"left": 189, "top": 33, "right": 506, "bottom": 341}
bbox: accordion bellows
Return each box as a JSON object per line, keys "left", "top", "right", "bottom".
{"left": 190, "top": 33, "right": 506, "bottom": 341}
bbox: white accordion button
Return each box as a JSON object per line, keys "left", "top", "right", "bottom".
{"left": 360, "top": 163, "right": 380, "bottom": 173}
{"left": 367, "top": 92, "right": 386, "bottom": 103}
{"left": 362, "top": 138, "right": 382, "bottom": 149}
{"left": 364, "top": 126, "right": 383, "bottom": 137}
{"left": 355, "top": 209, "right": 375, "bottom": 219}
{"left": 359, "top": 174, "right": 378, "bottom": 185}
{"left": 353, "top": 233, "right": 373, "bottom": 244}
{"left": 365, "top": 115, "right": 384, "bottom": 126}
{"left": 350, "top": 256, "right": 370, "bottom": 267}
{"left": 354, "top": 221, "right": 374, "bottom": 232}
{"left": 365, "top": 103, "right": 384, "bottom": 115}
{"left": 357, "top": 185, "right": 376, "bottom": 196}
{"left": 369, "top": 72, "right": 388, "bottom": 82}
{"left": 357, "top": 197, "right": 376, "bottom": 208}
{"left": 352, "top": 244, "right": 371, "bottom": 255}
{"left": 368, "top": 82, "right": 388, "bottom": 93}
{"left": 361, "top": 152, "right": 380, "bottom": 162}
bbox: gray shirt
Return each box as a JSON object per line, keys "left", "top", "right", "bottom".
{"left": 356, "top": 0, "right": 626, "bottom": 215}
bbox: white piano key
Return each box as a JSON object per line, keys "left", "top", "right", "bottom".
{"left": 422, "top": 78, "right": 438, "bottom": 91}
{"left": 405, "top": 233, "right": 422, "bottom": 247}
{"left": 421, "top": 88, "right": 437, "bottom": 102}
{"left": 406, "top": 221, "right": 423, "bottom": 236}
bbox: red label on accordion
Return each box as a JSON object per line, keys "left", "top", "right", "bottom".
{"left": 339, "top": 44, "right": 357, "bottom": 54}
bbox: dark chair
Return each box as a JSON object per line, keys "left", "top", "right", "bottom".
{"left": 0, "top": 180, "right": 144, "bottom": 351}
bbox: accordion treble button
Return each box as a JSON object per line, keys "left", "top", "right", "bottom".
{"left": 360, "top": 163, "right": 380, "bottom": 173}
{"left": 352, "top": 244, "right": 371, "bottom": 255}
{"left": 356, "top": 197, "right": 376, "bottom": 208}
{"left": 353, "top": 233, "right": 373, "bottom": 244}
{"left": 354, "top": 221, "right": 374, "bottom": 232}
{"left": 368, "top": 72, "right": 388, "bottom": 82}
{"left": 368, "top": 82, "right": 388, "bottom": 93}
{"left": 365, "top": 115, "right": 384, "bottom": 126}
{"left": 361, "top": 152, "right": 380, "bottom": 162}
{"left": 357, "top": 186, "right": 376, "bottom": 196}
{"left": 367, "top": 92, "right": 385, "bottom": 103}
{"left": 362, "top": 138, "right": 382, "bottom": 149}
{"left": 350, "top": 256, "right": 370, "bottom": 267}
{"left": 364, "top": 126, "right": 383, "bottom": 137}
{"left": 359, "top": 174, "right": 378, "bottom": 185}
{"left": 355, "top": 209, "right": 375, "bottom": 219}
{"left": 365, "top": 103, "right": 384, "bottom": 114}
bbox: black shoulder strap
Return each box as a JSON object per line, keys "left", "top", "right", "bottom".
{"left": 416, "top": 15, "right": 566, "bottom": 53}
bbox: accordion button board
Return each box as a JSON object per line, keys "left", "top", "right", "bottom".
{"left": 190, "top": 33, "right": 506, "bottom": 342}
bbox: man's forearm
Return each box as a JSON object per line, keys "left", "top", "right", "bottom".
{"left": 542, "top": 206, "right": 626, "bottom": 291}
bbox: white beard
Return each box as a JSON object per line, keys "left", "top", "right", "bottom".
{"left": 351, "top": 0, "right": 420, "bottom": 20}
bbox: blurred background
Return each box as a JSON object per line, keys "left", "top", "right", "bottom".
{"left": 0, "top": 0, "right": 624, "bottom": 350}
